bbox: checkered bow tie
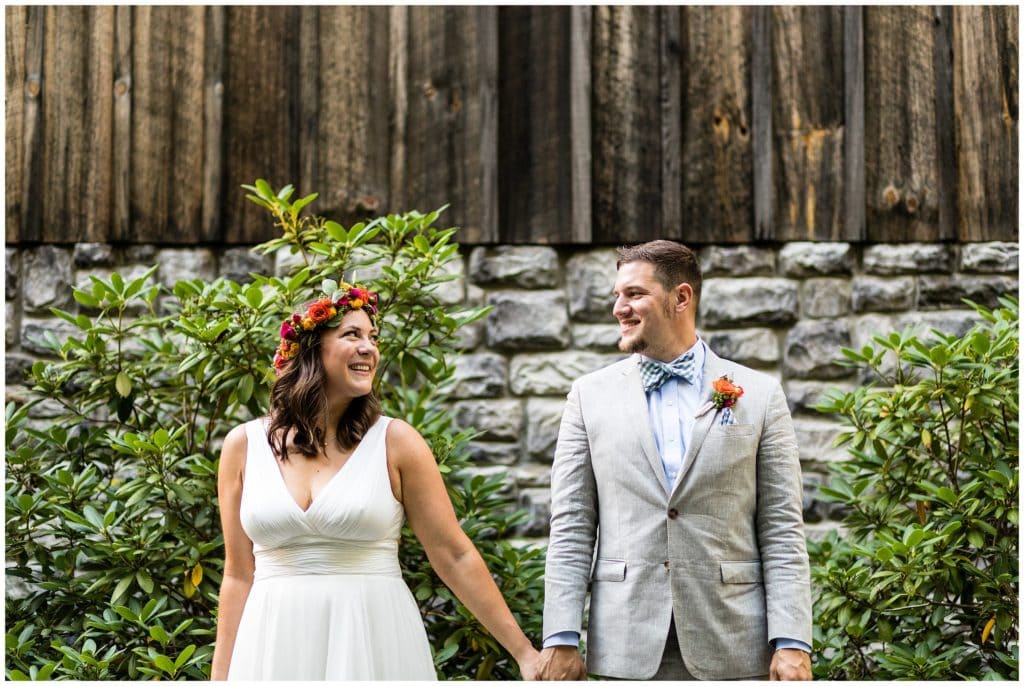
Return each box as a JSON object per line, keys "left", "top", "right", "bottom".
{"left": 638, "top": 352, "right": 697, "bottom": 393}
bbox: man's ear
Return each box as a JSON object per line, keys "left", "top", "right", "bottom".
{"left": 674, "top": 283, "right": 694, "bottom": 313}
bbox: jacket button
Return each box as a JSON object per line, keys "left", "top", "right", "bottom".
{"left": 668, "top": 508, "right": 679, "bottom": 519}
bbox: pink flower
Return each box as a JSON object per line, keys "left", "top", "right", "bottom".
{"left": 280, "top": 321, "right": 297, "bottom": 341}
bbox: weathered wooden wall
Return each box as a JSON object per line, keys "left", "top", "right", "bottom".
{"left": 5, "top": 6, "right": 1018, "bottom": 245}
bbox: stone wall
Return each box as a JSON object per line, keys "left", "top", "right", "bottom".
{"left": 5, "top": 241, "right": 1018, "bottom": 542}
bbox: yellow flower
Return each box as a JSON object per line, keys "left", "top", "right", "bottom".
{"left": 301, "top": 317, "right": 316, "bottom": 331}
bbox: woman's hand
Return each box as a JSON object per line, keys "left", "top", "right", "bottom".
{"left": 515, "top": 645, "right": 542, "bottom": 681}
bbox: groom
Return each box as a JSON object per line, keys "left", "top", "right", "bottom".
{"left": 537, "top": 240, "right": 812, "bottom": 680}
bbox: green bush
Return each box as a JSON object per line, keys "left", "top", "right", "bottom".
{"left": 811, "top": 296, "right": 1019, "bottom": 680}
{"left": 5, "top": 181, "right": 544, "bottom": 680}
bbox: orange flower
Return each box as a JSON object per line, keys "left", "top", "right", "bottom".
{"left": 307, "top": 299, "right": 336, "bottom": 324}
{"left": 711, "top": 375, "right": 744, "bottom": 409}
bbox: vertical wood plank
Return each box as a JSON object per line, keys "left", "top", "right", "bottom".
{"left": 843, "top": 7, "right": 866, "bottom": 241}
{"left": 591, "top": 6, "right": 671, "bottom": 244}
{"left": 111, "top": 6, "right": 131, "bottom": 242}
{"left": 864, "top": 6, "right": 953, "bottom": 242}
{"left": 680, "top": 6, "right": 754, "bottom": 244}
{"left": 769, "top": 6, "right": 846, "bottom": 241}
{"left": 296, "top": 6, "right": 319, "bottom": 206}
{"left": 395, "top": 6, "right": 498, "bottom": 243}
{"left": 311, "top": 7, "right": 390, "bottom": 226}
{"left": 932, "top": 6, "right": 957, "bottom": 244}
{"left": 18, "top": 6, "right": 44, "bottom": 243}
{"left": 953, "top": 5, "right": 1018, "bottom": 241}
{"left": 569, "top": 6, "right": 593, "bottom": 243}
{"left": 40, "top": 6, "right": 115, "bottom": 243}
{"left": 499, "top": 6, "right": 588, "bottom": 244}
{"left": 130, "top": 7, "right": 207, "bottom": 244}
{"left": 202, "top": 7, "right": 225, "bottom": 242}
{"left": 751, "top": 7, "right": 773, "bottom": 240}
{"left": 6, "top": 6, "right": 27, "bottom": 242}
{"left": 221, "top": 6, "right": 299, "bottom": 244}
{"left": 658, "top": 6, "right": 682, "bottom": 241}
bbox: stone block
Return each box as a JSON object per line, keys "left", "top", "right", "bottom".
{"left": 571, "top": 323, "right": 621, "bottom": 351}
{"left": 699, "top": 278, "right": 799, "bottom": 327}
{"left": 465, "top": 442, "right": 521, "bottom": 466}
{"left": 6, "top": 301, "right": 18, "bottom": 347}
{"left": 22, "top": 246, "right": 74, "bottom": 314}
{"left": 21, "top": 317, "right": 82, "bottom": 355}
{"left": 801, "top": 278, "right": 851, "bottom": 318}
{"left": 863, "top": 243, "right": 952, "bottom": 274}
{"left": 566, "top": 249, "right": 618, "bottom": 322}
{"left": 802, "top": 472, "right": 827, "bottom": 523}
{"left": 917, "top": 275, "right": 1017, "bottom": 310}
{"left": 851, "top": 276, "right": 915, "bottom": 313}
{"left": 345, "top": 247, "right": 388, "bottom": 284}
{"left": 960, "top": 242, "right": 1018, "bottom": 273}
{"left": 431, "top": 256, "right": 467, "bottom": 305}
{"left": 453, "top": 399, "right": 523, "bottom": 440}
{"left": 6, "top": 352, "right": 34, "bottom": 385}
{"left": 783, "top": 320, "right": 854, "bottom": 379}
{"left": 785, "top": 379, "right": 856, "bottom": 416}
{"left": 516, "top": 488, "right": 551, "bottom": 536}
{"left": 485, "top": 291, "right": 570, "bottom": 350}
{"left": 514, "top": 464, "right": 552, "bottom": 489}
{"left": 703, "top": 328, "right": 780, "bottom": 366}
{"left": 452, "top": 319, "right": 484, "bottom": 351}
{"left": 274, "top": 247, "right": 306, "bottom": 277}
{"left": 451, "top": 353, "right": 508, "bottom": 399}
{"left": 220, "top": 247, "right": 273, "bottom": 284}
{"left": 124, "top": 245, "right": 156, "bottom": 263}
{"left": 6, "top": 247, "right": 19, "bottom": 300}
{"left": 792, "top": 416, "right": 850, "bottom": 463}
{"left": 701, "top": 245, "right": 776, "bottom": 277}
{"left": 525, "top": 397, "right": 567, "bottom": 462}
{"left": 469, "top": 246, "right": 559, "bottom": 288}
{"left": 509, "top": 352, "right": 623, "bottom": 395}
{"left": 156, "top": 248, "right": 216, "bottom": 286}
{"left": 73, "top": 242, "right": 114, "bottom": 267}
{"left": 779, "top": 242, "right": 852, "bottom": 276}
{"left": 895, "top": 310, "right": 983, "bottom": 341}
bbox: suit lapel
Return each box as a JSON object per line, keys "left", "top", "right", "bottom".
{"left": 620, "top": 358, "right": 666, "bottom": 487}
{"left": 669, "top": 349, "right": 727, "bottom": 501}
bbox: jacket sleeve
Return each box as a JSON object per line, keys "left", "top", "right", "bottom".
{"left": 542, "top": 382, "right": 599, "bottom": 639}
{"left": 756, "top": 380, "right": 813, "bottom": 647}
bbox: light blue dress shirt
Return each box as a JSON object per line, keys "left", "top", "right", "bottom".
{"left": 543, "top": 340, "right": 809, "bottom": 655}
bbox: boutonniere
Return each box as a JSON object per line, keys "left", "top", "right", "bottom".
{"left": 712, "top": 375, "right": 744, "bottom": 410}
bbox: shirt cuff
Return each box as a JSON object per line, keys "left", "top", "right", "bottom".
{"left": 543, "top": 631, "right": 581, "bottom": 649}
{"left": 771, "top": 638, "right": 811, "bottom": 653}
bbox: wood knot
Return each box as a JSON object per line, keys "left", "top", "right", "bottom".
{"left": 712, "top": 109, "right": 731, "bottom": 140}
{"left": 25, "top": 77, "right": 41, "bottom": 98}
{"left": 423, "top": 80, "right": 437, "bottom": 100}
{"left": 114, "top": 78, "right": 130, "bottom": 97}
{"left": 450, "top": 91, "right": 462, "bottom": 114}
{"left": 352, "top": 195, "right": 380, "bottom": 213}
{"left": 903, "top": 191, "right": 920, "bottom": 214}
{"left": 881, "top": 184, "right": 901, "bottom": 209}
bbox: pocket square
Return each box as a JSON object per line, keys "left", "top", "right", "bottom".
{"left": 719, "top": 407, "right": 736, "bottom": 425}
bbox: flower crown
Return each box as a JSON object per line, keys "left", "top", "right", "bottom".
{"left": 273, "top": 279, "right": 380, "bottom": 372}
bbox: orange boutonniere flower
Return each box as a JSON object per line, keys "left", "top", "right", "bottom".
{"left": 712, "top": 375, "right": 744, "bottom": 410}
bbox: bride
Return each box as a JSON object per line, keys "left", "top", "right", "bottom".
{"left": 210, "top": 282, "right": 539, "bottom": 680}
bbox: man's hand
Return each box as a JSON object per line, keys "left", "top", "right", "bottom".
{"left": 769, "top": 648, "right": 811, "bottom": 680}
{"left": 536, "top": 645, "right": 587, "bottom": 680}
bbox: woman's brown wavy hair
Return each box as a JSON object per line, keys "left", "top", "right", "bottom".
{"left": 267, "top": 326, "right": 381, "bottom": 462}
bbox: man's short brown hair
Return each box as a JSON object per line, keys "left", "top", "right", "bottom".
{"left": 616, "top": 240, "right": 702, "bottom": 305}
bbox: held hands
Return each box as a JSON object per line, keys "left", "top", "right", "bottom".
{"left": 515, "top": 646, "right": 542, "bottom": 681}
{"left": 536, "top": 645, "right": 587, "bottom": 680}
{"left": 769, "top": 648, "right": 812, "bottom": 681}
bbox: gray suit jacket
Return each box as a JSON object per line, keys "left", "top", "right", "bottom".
{"left": 542, "top": 349, "right": 812, "bottom": 679}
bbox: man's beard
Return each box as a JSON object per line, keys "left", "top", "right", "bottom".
{"left": 618, "top": 333, "right": 647, "bottom": 354}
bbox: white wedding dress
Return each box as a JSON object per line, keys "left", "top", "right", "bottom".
{"left": 227, "top": 416, "right": 436, "bottom": 680}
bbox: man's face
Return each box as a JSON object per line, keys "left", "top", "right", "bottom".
{"left": 612, "top": 261, "right": 676, "bottom": 358}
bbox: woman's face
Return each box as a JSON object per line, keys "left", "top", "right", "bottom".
{"left": 319, "top": 309, "right": 380, "bottom": 399}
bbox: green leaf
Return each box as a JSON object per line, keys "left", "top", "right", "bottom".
{"left": 153, "top": 654, "right": 175, "bottom": 674}
{"left": 174, "top": 644, "right": 197, "bottom": 669}
{"left": 245, "top": 284, "right": 263, "bottom": 308}
{"left": 111, "top": 575, "right": 133, "bottom": 604}
{"left": 115, "top": 372, "right": 132, "bottom": 398}
{"left": 136, "top": 570, "right": 154, "bottom": 594}
{"left": 73, "top": 289, "right": 100, "bottom": 308}
{"left": 149, "top": 624, "right": 169, "bottom": 645}
{"left": 237, "top": 374, "right": 255, "bottom": 404}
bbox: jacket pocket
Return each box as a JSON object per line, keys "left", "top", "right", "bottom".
{"left": 720, "top": 561, "right": 763, "bottom": 584}
{"left": 591, "top": 558, "right": 627, "bottom": 582}
{"left": 716, "top": 424, "right": 754, "bottom": 437}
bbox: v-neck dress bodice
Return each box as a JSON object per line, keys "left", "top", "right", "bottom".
{"left": 227, "top": 416, "right": 436, "bottom": 680}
